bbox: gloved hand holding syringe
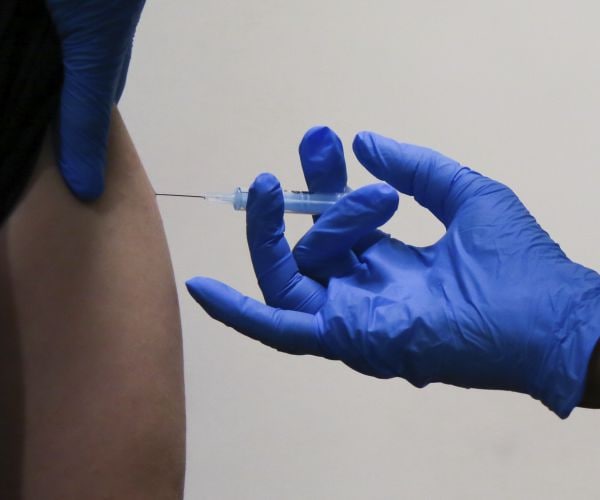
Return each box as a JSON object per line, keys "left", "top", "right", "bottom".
{"left": 184, "top": 125, "right": 600, "bottom": 419}
{"left": 156, "top": 188, "right": 348, "bottom": 215}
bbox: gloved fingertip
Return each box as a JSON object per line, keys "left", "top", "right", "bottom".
{"left": 247, "top": 172, "right": 285, "bottom": 223}
{"left": 372, "top": 183, "right": 400, "bottom": 220}
{"left": 299, "top": 125, "right": 337, "bottom": 152}
{"left": 347, "top": 182, "right": 398, "bottom": 210}
{"left": 59, "top": 157, "right": 106, "bottom": 201}
{"left": 186, "top": 276, "right": 235, "bottom": 314}
{"left": 185, "top": 276, "right": 258, "bottom": 334}
{"left": 299, "top": 126, "right": 347, "bottom": 194}
{"left": 353, "top": 131, "right": 398, "bottom": 184}
{"left": 303, "top": 124, "right": 331, "bottom": 136}
{"left": 185, "top": 277, "right": 210, "bottom": 302}
{"left": 250, "top": 172, "right": 281, "bottom": 194}
{"left": 352, "top": 131, "right": 376, "bottom": 160}
{"left": 374, "top": 182, "right": 400, "bottom": 210}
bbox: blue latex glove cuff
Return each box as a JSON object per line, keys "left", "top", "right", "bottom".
{"left": 533, "top": 277, "right": 600, "bottom": 417}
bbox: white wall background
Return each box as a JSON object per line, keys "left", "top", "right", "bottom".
{"left": 121, "top": 1, "right": 600, "bottom": 498}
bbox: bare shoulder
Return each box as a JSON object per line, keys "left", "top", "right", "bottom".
{"left": 0, "top": 107, "right": 185, "bottom": 500}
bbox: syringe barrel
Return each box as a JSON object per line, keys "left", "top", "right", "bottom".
{"left": 232, "top": 189, "right": 345, "bottom": 215}
{"left": 281, "top": 191, "right": 345, "bottom": 214}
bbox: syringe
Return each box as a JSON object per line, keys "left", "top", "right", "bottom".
{"left": 155, "top": 188, "right": 347, "bottom": 215}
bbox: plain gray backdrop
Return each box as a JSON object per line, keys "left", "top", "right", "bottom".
{"left": 121, "top": 1, "right": 600, "bottom": 498}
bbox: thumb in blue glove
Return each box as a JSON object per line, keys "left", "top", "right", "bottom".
{"left": 187, "top": 127, "right": 600, "bottom": 419}
{"left": 46, "top": 0, "right": 146, "bottom": 200}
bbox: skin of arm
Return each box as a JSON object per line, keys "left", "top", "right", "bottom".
{"left": 0, "top": 107, "right": 185, "bottom": 499}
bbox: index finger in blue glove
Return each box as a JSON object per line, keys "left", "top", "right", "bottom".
{"left": 186, "top": 277, "right": 330, "bottom": 357}
{"left": 294, "top": 183, "right": 399, "bottom": 280}
{"left": 352, "top": 132, "right": 487, "bottom": 226}
{"left": 246, "top": 173, "right": 325, "bottom": 313}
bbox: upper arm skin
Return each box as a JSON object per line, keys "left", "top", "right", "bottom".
{"left": 0, "top": 108, "right": 185, "bottom": 499}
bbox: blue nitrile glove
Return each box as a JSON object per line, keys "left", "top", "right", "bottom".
{"left": 187, "top": 126, "right": 600, "bottom": 418}
{"left": 46, "top": 0, "right": 146, "bottom": 200}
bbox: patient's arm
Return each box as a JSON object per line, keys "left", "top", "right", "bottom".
{"left": 0, "top": 108, "right": 185, "bottom": 499}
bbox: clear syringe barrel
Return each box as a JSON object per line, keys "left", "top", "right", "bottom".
{"left": 230, "top": 188, "right": 345, "bottom": 215}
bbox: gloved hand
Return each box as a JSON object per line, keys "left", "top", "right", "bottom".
{"left": 46, "top": 0, "right": 146, "bottom": 200}
{"left": 187, "top": 126, "right": 600, "bottom": 418}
